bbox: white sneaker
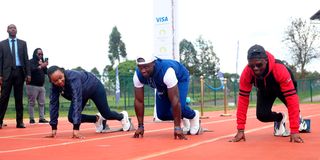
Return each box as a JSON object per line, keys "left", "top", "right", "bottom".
{"left": 189, "top": 110, "right": 200, "bottom": 135}
{"left": 182, "top": 118, "right": 190, "bottom": 132}
{"left": 274, "top": 112, "right": 290, "bottom": 136}
{"left": 120, "top": 111, "right": 130, "bottom": 131}
{"left": 95, "top": 113, "right": 104, "bottom": 133}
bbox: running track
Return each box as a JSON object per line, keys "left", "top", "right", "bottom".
{"left": 0, "top": 104, "right": 319, "bottom": 160}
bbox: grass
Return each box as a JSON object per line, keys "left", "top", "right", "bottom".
{"left": 3, "top": 103, "right": 236, "bottom": 120}
{"left": 4, "top": 91, "right": 319, "bottom": 120}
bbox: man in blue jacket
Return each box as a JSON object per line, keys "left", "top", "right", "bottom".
{"left": 133, "top": 55, "right": 200, "bottom": 140}
{"left": 46, "top": 66, "right": 132, "bottom": 138}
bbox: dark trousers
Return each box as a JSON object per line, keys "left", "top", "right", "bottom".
{"left": 67, "top": 82, "right": 123, "bottom": 124}
{"left": 155, "top": 81, "right": 195, "bottom": 120}
{"left": 256, "top": 90, "right": 286, "bottom": 123}
{"left": 0, "top": 68, "right": 25, "bottom": 124}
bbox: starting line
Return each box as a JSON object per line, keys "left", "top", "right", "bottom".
{"left": 133, "top": 114, "right": 320, "bottom": 160}
{"left": 0, "top": 114, "right": 319, "bottom": 157}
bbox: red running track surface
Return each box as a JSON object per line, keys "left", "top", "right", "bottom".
{"left": 0, "top": 104, "right": 319, "bottom": 160}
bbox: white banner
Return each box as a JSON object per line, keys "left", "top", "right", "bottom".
{"left": 153, "top": 0, "right": 179, "bottom": 122}
{"left": 115, "top": 65, "right": 120, "bottom": 105}
{"left": 153, "top": 0, "right": 178, "bottom": 61}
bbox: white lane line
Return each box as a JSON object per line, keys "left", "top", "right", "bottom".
{"left": 1, "top": 107, "right": 314, "bottom": 139}
{"left": 0, "top": 132, "right": 131, "bottom": 154}
{"left": 0, "top": 116, "right": 240, "bottom": 139}
{"left": 132, "top": 114, "right": 320, "bottom": 160}
{"left": 0, "top": 127, "right": 174, "bottom": 154}
{"left": 0, "top": 125, "right": 121, "bottom": 139}
{"left": 131, "top": 125, "right": 273, "bottom": 160}
{"left": 0, "top": 114, "right": 319, "bottom": 154}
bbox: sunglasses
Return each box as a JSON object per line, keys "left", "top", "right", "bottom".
{"left": 249, "top": 63, "right": 264, "bottom": 69}
{"left": 249, "top": 59, "right": 268, "bottom": 69}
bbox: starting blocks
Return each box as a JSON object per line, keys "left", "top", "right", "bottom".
{"left": 299, "top": 118, "right": 311, "bottom": 133}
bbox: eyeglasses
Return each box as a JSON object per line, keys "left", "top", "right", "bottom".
{"left": 37, "top": 53, "right": 43, "bottom": 56}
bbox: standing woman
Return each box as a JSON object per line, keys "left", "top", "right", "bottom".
{"left": 46, "top": 65, "right": 132, "bottom": 138}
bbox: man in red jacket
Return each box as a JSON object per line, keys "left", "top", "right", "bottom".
{"left": 229, "top": 44, "right": 303, "bottom": 143}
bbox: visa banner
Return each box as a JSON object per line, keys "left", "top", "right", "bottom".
{"left": 153, "top": 0, "right": 179, "bottom": 61}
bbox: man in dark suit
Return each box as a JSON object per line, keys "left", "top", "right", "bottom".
{"left": 0, "top": 24, "right": 31, "bottom": 129}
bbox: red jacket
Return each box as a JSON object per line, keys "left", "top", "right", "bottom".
{"left": 237, "top": 51, "right": 300, "bottom": 134}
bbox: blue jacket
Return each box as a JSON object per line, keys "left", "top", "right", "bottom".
{"left": 135, "top": 58, "right": 189, "bottom": 96}
{"left": 49, "top": 70, "right": 100, "bottom": 129}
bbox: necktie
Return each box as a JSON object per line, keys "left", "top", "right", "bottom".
{"left": 11, "top": 39, "right": 16, "bottom": 67}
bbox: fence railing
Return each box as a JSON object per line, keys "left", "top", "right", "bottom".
{"left": 106, "top": 76, "right": 320, "bottom": 110}
{"left": 5, "top": 76, "right": 320, "bottom": 111}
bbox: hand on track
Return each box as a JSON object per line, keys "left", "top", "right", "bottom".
{"left": 290, "top": 133, "right": 304, "bottom": 143}
{"left": 229, "top": 130, "right": 246, "bottom": 142}
{"left": 133, "top": 127, "right": 144, "bottom": 138}
{"left": 174, "top": 129, "right": 187, "bottom": 140}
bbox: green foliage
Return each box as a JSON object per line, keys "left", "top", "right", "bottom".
{"left": 305, "top": 71, "right": 320, "bottom": 79}
{"left": 294, "top": 70, "right": 320, "bottom": 79}
{"left": 72, "top": 66, "right": 86, "bottom": 71}
{"left": 178, "top": 36, "right": 220, "bottom": 78}
{"left": 223, "top": 73, "right": 240, "bottom": 80}
{"left": 108, "top": 26, "right": 127, "bottom": 67}
{"left": 107, "top": 60, "right": 136, "bottom": 94}
{"left": 195, "top": 36, "right": 220, "bottom": 78}
{"left": 4, "top": 77, "right": 320, "bottom": 119}
{"left": 179, "top": 39, "right": 200, "bottom": 76}
{"left": 90, "top": 67, "right": 101, "bottom": 80}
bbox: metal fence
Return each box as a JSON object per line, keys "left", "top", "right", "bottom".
{"left": 5, "top": 76, "right": 320, "bottom": 111}
{"left": 105, "top": 76, "right": 320, "bottom": 110}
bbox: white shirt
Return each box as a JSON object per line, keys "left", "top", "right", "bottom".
{"left": 133, "top": 67, "right": 178, "bottom": 88}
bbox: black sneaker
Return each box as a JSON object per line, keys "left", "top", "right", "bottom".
{"left": 101, "top": 120, "right": 110, "bottom": 133}
{"left": 39, "top": 119, "right": 49, "bottom": 123}
{"left": 16, "top": 123, "right": 26, "bottom": 128}
{"left": 30, "top": 119, "right": 35, "bottom": 124}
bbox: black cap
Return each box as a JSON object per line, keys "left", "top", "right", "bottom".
{"left": 247, "top": 44, "right": 267, "bottom": 60}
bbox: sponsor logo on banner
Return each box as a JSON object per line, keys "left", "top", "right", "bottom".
{"left": 160, "top": 47, "right": 167, "bottom": 53}
{"left": 154, "top": 0, "right": 178, "bottom": 60}
{"left": 156, "top": 16, "right": 169, "bottom": 23}
{"left": 159, "top": 29, "right": 166, "bottom": 36}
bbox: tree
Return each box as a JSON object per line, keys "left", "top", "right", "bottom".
{"left": 305, "top": 71, "right": 320, "bottom": 79}
{"left": 283, "top": 18, "right": 320, "bottom": 78}
{"left": 179, "top": 39, "right": 200, "bottom": 76}
{"left": 107, "top": 60, "right": 136, "bottom": 95}
{"left": 107, "top": 60, "right": 136, "bottom": 84}
{"left": 108, "top": 26, "right": 127, "bottom": 67}
{"left": 101, "top": 65, "right": 111, "bottom": 84}
{"left": 195, "top": 36, "right": 220, "bottom": 78}
{"left": 72, "top": 66, "right": 86, "bottom": 71}
{"left": 90, "top": 67, "right": 101, "bottom": 80}
{"left": 101, "top": 64, "right": 113, "bottom": 93}
{"left": 282, "top": 60, "right": 298, "bottom": 79}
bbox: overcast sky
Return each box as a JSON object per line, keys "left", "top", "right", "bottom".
{"left": 0, "top": 0, "right": 319, "bottom": 75}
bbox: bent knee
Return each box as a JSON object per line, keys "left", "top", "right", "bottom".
{"left": 68, "top": 116, "right": 73, "bottom": 123}
{"left": 256, "top": 114, "right": 271, "bottom": 122}
{"left": 156, "top": 113, "right": 172, "bottom": 121}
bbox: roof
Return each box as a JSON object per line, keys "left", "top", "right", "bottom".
{"left": 310, "top": 10, "right": 320, "bottom": 20}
